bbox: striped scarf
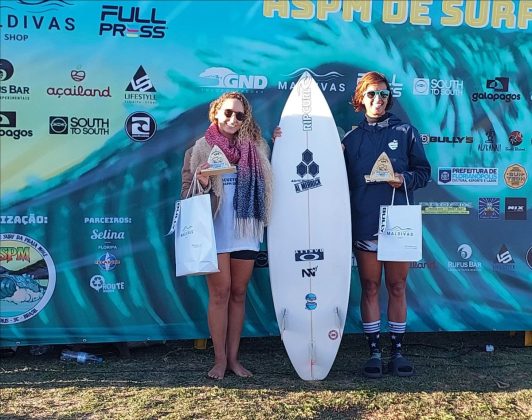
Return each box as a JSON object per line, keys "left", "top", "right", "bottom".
{"left": 205, "top": 123, "right": 266, "bottom": 240}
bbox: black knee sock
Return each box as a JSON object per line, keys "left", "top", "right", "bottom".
{"left": 363, "top": 320, "right": 381, "bottom": 357}
{"left": 389, "top": 321, "right": 406, "bottom": 358}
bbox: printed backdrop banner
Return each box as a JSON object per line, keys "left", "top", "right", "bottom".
{"left": 0, "top": 0, "right": 530, "bottom": 346}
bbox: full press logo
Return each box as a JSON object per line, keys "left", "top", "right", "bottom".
{"left": 292, "top": 149, "right": 321, "bottom": 193}
{"left": 420, "top": 134, "right": 473, "bottom": 145}
{"left": 199, "top": 67, "right": 267, "bottom": 92}
{"left": 478, "top": 198, "right": 500, "bottom": 219}
{"left": 438, "top": 167, "right": 498, "bottom": 186}
{"left": 47, "top": 69, "right": 111, "bottom": 99}
{"left": 471, "top": 77, "right": 521, "bottom": 102}
{"left": 493, "top": 245, "right": 516, "bottom": 272}
{"left": 125, "top": 112, "right": 157, "bottom": 142}
{"left": 125, "top": 65, "right": 156, "bottom": 105}
{"left": 448, "top": 243, "right": 482, "bottom": 272}
{"left": 280, "top": 68, "right": 345, "bottom": 93}
{"left": 0, "top": 59, "right": 30, "bottom": 100}
{"left": 413, "top": 78, "right": 463, "bottom": 96}
{"left": 49, "top": 116, "right": 110, "bottom": 135}
{"left": 505, "top": 197, "right": 526, "bottom": 220}
{"left": 99, "top": 4, "right": 166, "bottom": 38}
{"left": 358, "top": 72, "right": 402, "bottom": 97}
{"left": 0, "top": 111, "right": 33, "bottom": 140}
{"left": 0, "top": 0, "right": 75, "bottom": 42}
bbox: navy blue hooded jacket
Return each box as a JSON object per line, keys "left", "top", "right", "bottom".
{"left": 342, "top": 113, "right": 431, "bottom": 241}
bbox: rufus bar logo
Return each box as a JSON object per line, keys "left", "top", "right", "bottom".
{"left": 99, "top": 5, "right": 167, "bottom": 39}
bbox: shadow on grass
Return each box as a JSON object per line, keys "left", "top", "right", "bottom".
{"left": 1, "top": 332, "right": 531, "bottom": 394}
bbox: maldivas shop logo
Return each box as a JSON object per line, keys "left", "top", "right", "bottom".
{"left": 99, "top": 4, "right": 167, "bottom": 38}
{"left": 0, "top": 233, "right": 56, "bottom": 325}
{"left": 280, "top": 68, "right": 346, "bottom": 93}
{"left": 0, "top": 0, "right": 75, "bottom": 42}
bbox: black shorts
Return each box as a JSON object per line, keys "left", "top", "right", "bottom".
{"left": 229, "top": 250, "right": 259, "bottom": 260}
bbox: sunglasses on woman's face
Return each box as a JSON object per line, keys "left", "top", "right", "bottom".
{"left": 223, "top": 109, "right": 246, "bottom": 122}
{"left": 364, "top": 89, "right": 391, "bottom": 99}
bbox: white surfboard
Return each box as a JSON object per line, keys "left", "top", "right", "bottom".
{"left": 268, "top": 72, "right": 352, "bottom": 380}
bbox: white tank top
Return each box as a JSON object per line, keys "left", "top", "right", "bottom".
{"left": 213, "top": 173, "right": 260, "bottom": 253}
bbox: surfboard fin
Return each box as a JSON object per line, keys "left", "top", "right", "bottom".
{"left": 335, "top": 307, "right": 343, "bottom": 339}
{"left": 280, "top": 308, "right": 287, "bottom": 341}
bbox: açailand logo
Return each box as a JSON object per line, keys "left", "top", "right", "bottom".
{"left": 0, "top": 233, "right": 56, "bottom": 325}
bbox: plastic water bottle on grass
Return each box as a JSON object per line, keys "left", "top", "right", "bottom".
{"left": 60, "top": 350, "right": 103, "bottom": 364}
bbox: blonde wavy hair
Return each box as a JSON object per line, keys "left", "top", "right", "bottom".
{"left": 208, "top": 92, "right": 263, "bottom": 144}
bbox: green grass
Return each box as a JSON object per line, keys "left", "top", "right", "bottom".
{"left": 1, "top": 332, "right": 531, "bottom": 419}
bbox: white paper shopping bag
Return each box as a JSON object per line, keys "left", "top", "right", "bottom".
{"left": 377, "top": 183, "right": 422, "bottom": 262}
{"left": 168, "top": 174, "right": 219, "bottom": 277}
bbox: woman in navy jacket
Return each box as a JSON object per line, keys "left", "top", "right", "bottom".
{"left": 342, "top": 71, "right": 431, "bottom": 378}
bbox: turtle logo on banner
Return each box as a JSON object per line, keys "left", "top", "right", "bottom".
{"left": 0, "top": 233, "right": 56, "bottom": 325}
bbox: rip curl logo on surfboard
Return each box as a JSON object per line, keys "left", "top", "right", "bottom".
{"left": 292, "top": 149, "right": 322, "bottom": 193}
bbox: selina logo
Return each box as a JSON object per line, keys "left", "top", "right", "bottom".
{"left": 124, "top": 112, "right": 157, "bottom": 142}
{"left": 471, "top": 77, "right": 521, "bottom": 102}
{"left": 279, "top": 68, "right": 346, "bottom": 93}
{"left": 99, "top": 4, "right": 167, "bottom": 39}
{"left": 292, "top": 149, "right": 321, "bottom": 193}
{"left": 1, "top": 0, "right": 75, "bottom": 42}
{"left": 199, "top": 67, "right": 268, "bottom": 92}
{"left": 0, "top": 111, "right": 33, "bottom": 140}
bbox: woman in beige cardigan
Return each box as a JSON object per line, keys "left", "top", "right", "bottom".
{"left": 181, "top": 92, "right": 274, "bottom": 379}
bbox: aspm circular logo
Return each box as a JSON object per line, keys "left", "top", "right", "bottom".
{"left": 125, "top": 111, "right": 156, "bottom": 142}
{"left": 0, "top": 233, "right": 56, "bottom": 324}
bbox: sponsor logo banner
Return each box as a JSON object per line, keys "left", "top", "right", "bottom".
{"left": 504, "top": 197, "right": 527, "bottom": 220}
{"left": 438, "top": 167, "right": 498, "bottom": 185}
{"left": 478, "top": 198, "right": 500, "bottom": 219}
{"left": 420, "top": 201, "right": 472, "bottom": 215}
{"left": 504, "top": 164, "right": 527, "bottom": 189}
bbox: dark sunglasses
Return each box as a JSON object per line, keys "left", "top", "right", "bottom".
{"left": 223, "top": 109, "right": 246, "bottom": 122}
{"left": 364, "top": 89, "right": 390, "bottom": 99}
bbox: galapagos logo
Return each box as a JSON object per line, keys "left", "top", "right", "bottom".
{"left": 0, "top": 111, "right": 34, "bottom": 140}
{"left": 471, "top": 77, "right": 521, "bottom": 102}
{"left": 0, "top": 233, "right": 56, "bottom": 325}
{"left": 99, "top": 4, "right": 167, "bottom": 38}
{"left": 0, "top": 0, "right": 75, "bottom": 42}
